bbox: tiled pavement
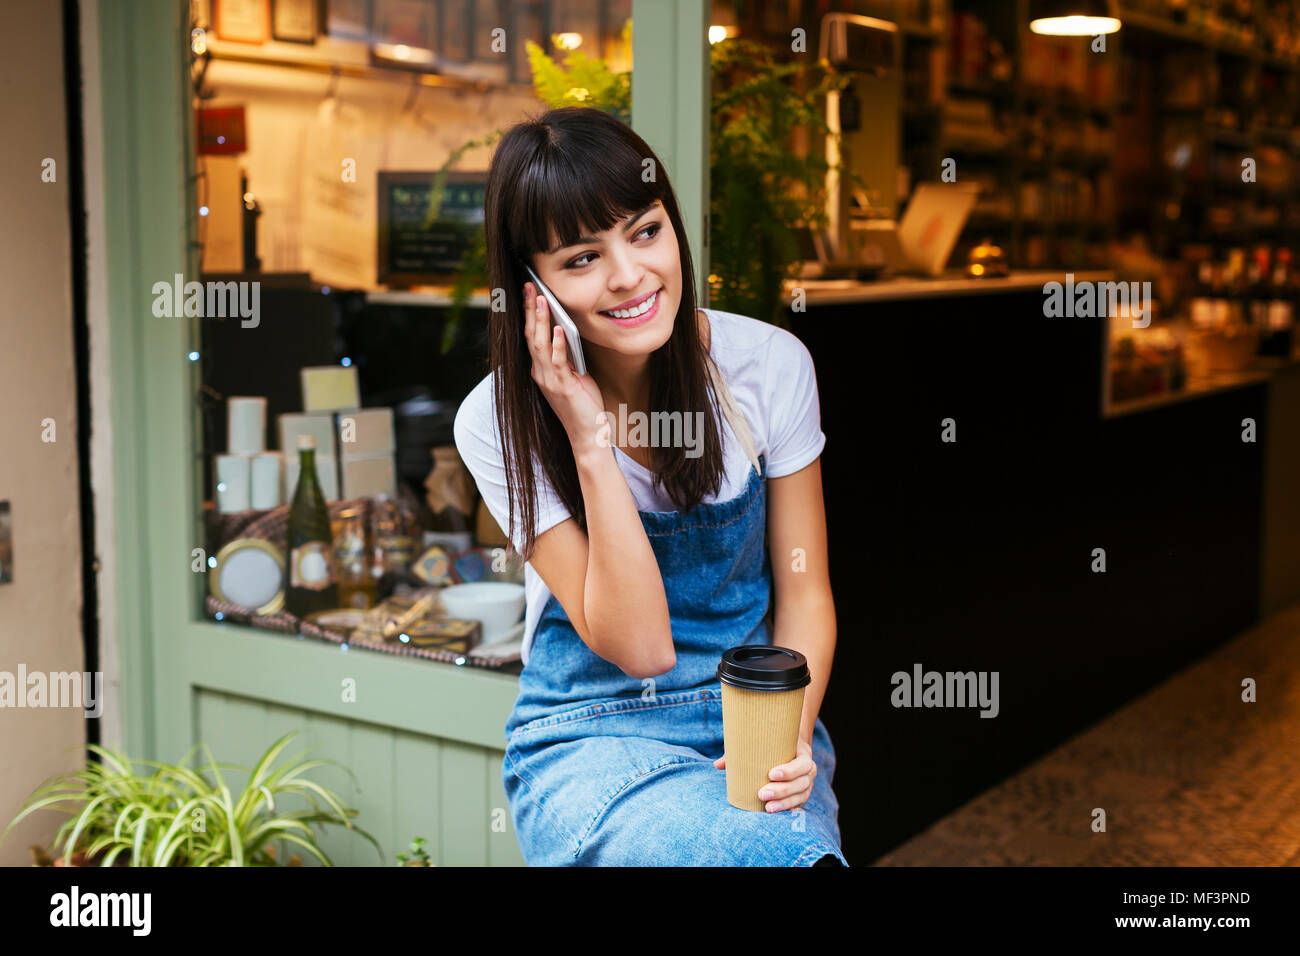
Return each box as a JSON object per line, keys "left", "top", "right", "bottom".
{"left": 873, "top": 604, "right": 1300, "bottom": 866}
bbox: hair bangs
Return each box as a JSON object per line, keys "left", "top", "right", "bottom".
{"left": 516, "top": 138, "right": 662, "bottom": 261}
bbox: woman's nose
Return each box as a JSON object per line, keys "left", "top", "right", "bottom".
{"left": 605, "top": 245, "right": 644, "bottom": 291}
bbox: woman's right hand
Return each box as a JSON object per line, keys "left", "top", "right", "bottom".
{"left": 524, "top": 281, "right": 609, "bottom": 459}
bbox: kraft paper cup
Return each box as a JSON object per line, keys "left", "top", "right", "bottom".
{"left": 718, "top": 645, "right": 811, "bottom": 812}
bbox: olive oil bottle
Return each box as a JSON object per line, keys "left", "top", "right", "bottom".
{"left": 285, "top": 434, "right": 338, "bottom": 617}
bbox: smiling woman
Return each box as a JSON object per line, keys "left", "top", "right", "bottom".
{"left": 545, "top": 204, "right": 672, "bottom": 345}
{"left": 452, "top": 106, "right": 847, "bottom": 866}
{"left": 480, "top": 106, "right": 721, "bottom": 559}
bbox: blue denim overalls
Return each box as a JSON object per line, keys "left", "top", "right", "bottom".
{"left": 501, "top": 353, "right": 848, "bottom": 866}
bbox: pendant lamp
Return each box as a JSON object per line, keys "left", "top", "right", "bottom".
{"left": 1029, "top": 0, "right": 1121, "bottom": 36}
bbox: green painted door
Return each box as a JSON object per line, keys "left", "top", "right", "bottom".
{"left": 96, "top": 0, "right": 708, "bottom": 866}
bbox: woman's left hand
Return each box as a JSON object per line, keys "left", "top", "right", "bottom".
{"left": 713, "top": 737, "right": 817, "bottom": 813}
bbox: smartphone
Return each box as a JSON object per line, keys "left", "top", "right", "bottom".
{"left": 524, "top": 264, "right": 587, "bottom": 377}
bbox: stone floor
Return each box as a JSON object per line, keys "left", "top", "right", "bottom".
{"left": 873, "top": 602, "right": 1300, "bottom": 866}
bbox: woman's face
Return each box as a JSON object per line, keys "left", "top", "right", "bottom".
{"left": 530, "top": 199, "right": 680, "bottom": 357}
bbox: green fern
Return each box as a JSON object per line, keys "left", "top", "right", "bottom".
{"left": 526, "top": 21, "right": 631, "bottom": 123}
{"left": 708, "top": 37, "right": 860, "bottom": 326}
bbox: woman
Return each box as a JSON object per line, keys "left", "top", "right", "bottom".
{"left": 453, "top": 107, "right": 846, "bottom": 866}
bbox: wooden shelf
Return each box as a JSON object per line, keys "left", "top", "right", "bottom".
{"left": 365, "top": 287, "right": 492, "bottom": 308}
{"left": 203, "top": 45, "right": 511, "bottom": 95}
{"left": 901, "top": 2, "right": 1124, "bottom": 269}
{"left": 1105, "top": 366, "right": 1280, "bottom": 418}
{"left": 1117, "top": 6, "right": 1300, "bottom": 68}
{"left": 902, "top": 22, "right": 943, "bottom": 41}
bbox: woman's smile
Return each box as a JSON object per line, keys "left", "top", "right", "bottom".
{"left": 598, "top": 286, "right": 663, "bottom": 328}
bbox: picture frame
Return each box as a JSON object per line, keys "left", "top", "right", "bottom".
{"left": 325, "top": 0, "right": 371, "bottom": 41}
{"left": 549, "top": 0, "right": 600, "bottom": 52}
{"left": 196, "top": 105, "right": 248, "bottom": 155}
{"left": 272, "top": 0, "right": 318, "bottom": 43}
{"left": 439, "top": 0, "right": 471, "bottom": 64}
{"left": 0, "top": 500, "right": 12, "bottom": 585}
{"left": 377, "top": 170, "right": 487, "bottom": 287}
{"left": 213, "top": 0, "right": 270, "bottom": 44}
{"left": 508, "top": 0, "right": 546, "bottom": 85}
{"left": 472, "top": 0, "right": 504, "bottom": 63}
{"left": 371, "top": 0, "right": 438, "bottom": 69}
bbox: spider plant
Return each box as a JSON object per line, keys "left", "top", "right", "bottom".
{"left": 4, "top": 731, "right": 382, "bottom": 866}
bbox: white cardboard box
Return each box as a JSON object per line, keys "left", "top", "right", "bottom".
{"left": 337, "top": 407, "right": 395, "bottom": 459}
{"left": 340, "top": 453, "right": 396, "bottom": 499}
{"left": 301, "top": 365, "right": 360, "bottom": 413}
{"left": 278, "top": 412, "right": 337, "bottom": 459}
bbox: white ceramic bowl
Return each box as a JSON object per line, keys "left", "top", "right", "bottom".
{"left": 439, "top": 582, "right": 525, "bottom": 642}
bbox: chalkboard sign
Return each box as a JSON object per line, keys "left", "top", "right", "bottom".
{"left": 377, "top": 171, "right": 486, "bottom": 286}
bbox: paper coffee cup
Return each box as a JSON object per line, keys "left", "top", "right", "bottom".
{"left": 717, "top": 645, "right": 811, "bottom": 812}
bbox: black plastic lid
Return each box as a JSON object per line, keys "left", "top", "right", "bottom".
{"left": 717, "top": 645, "right": 811, "bottom": 692}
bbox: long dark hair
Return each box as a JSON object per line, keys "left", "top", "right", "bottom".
{"left": 482, "top": 106, "right": 725, "bottom": 562}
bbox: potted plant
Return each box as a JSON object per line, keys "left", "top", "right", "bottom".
{"left": 430, "top": 24, "right": 858, "bottom": 349}
{"left": 396, "top": 835, "right": 435, "bottom": 866}
{"left": 706, "top": 37, "right": 855, "bottom": 327}
{"left": 5, "top": 731, "right": 383, "bottom": 866}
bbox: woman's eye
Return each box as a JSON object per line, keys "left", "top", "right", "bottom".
{"left": 565, "top": 222, "right": 662, "bottom": 269}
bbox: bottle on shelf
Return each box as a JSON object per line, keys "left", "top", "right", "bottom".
{"left": 1208, "top": 257, "right": 1229, "bottom": 331}
{"left": 368, "top": 494, "right": 415, "bottom": 601}
{"left": 1190, "top": 258, "right": 1216, "bottom": 331}
{"left": 1262, "top": 247, "right": 1296, "bottom": 358}
{"left": 285, "top": 434, "right": 338, "bottom": 618}
{"left": 334, "top": 505, "right": 376, "bottom": 610}
{"left": 1224, "top": 247, "right": 1247, "bottom": 327}
{"left": 240, "top": 171, "right": 261, "bottom": 273}
{"left": 1247, "top": 246, "right": 1269, "bottom": 332}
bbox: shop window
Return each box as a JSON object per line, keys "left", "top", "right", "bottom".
{"left": 188, "top": 0, "right": 631, "bottom": 673}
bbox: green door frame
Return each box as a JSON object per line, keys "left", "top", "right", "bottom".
{"left": 98, "top": 0, "right": 710, "bottom": 813}
{"left": 632, "top": 0, "right": 711, "bottom": 302}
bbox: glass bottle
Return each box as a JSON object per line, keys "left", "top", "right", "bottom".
{"left": 1190, "top": 259, "right": 1215, "bottom": 331}
{"left": 1246, "top": 247, "right": 1269, "bottom": 336}
{"left": 1224, "top": 247, "right": 1247, "bottom": 327}
{"left": 334, "top": 505, "right": 376, "bottom": 610}
{"left": 285, "top": 434, "right": 338, "bottom": 617}
{"left": 368, "top": 494, "right": 414, "bottom": 601}
{"left": 1208, "top": 257, "right": 1229, "bottom": 331}
{"left": 1263, "top": 247, "right": 1295, "bottom": 358}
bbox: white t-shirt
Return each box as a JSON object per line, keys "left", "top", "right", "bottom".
{"left": 452, "top": 307, "right": 826, "bottom": 665}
